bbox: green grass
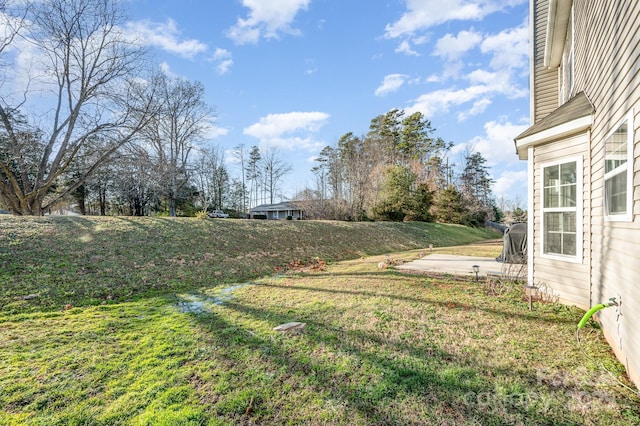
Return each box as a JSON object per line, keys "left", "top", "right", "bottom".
{"left": 1, "top": 217, "right": 638, "bottom": 425}
{"left": 0, "top": 216, "right": 498, "bottom": 313}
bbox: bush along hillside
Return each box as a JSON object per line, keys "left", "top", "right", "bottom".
{"left": 0, "top": 217, "right": 500, "bottom": 313}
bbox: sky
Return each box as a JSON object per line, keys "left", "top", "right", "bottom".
{"left": 125, "top": 0, "right": 531, "bottom": 207}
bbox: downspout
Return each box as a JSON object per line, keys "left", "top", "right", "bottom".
{"left": 529, "top": 0, "right": 535, "bottom": 124}
{"left": 526, "top": 0, "right": 535, "bottom": 284}
{"left": 527, "top": 146, "right": 534, "bottom": 284}
{"left": 587, "top": 126, "right": 593, "bottom": 308}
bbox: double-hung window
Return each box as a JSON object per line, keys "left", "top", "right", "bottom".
{"left": 604, "top": 112, "right": 633, "bottom": 220}
{"left": 542, "top": 157, "right": 582, "bottom": 261}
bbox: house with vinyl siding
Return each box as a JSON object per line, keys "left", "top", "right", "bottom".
{"left": 515, "top": 0, "right": 640, "bottom": 386}
{"left": 249, "top": 201, "right": 304, "bottom": 220}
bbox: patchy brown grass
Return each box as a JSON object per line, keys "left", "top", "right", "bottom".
{"left": 1, "top": 217, "right": 638, "bottom": 425}
{"left": 0, "top": 216, "right": 499, "bottom": 313}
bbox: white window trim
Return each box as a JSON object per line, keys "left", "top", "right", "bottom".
{"left": 540, "top": 155, "right": 583, "bottom": 263}
{"left": 604, "top": 110, "right": 634, "bottom": 222}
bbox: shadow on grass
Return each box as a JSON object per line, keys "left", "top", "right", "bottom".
{"left": 178, "top": 285, "right": 604, "bottom": 425}
{"left": 252, "top": 281, "right": 579, "bottom": 326}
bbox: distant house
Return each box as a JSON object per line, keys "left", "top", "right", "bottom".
{"left": 515, "top": 0, "right": 640, "bottom": 386}
{"left": 249, "top": 201, "right": 304, "bottom": 220}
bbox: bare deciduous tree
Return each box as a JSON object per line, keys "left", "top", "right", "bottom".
{"left": 231, "top": 144, "right": 247, "bottom": 213}
{"left": 138, "top": 72, "right": 213, "bottom": 217}
{"left": 246, "top": 145, "right": 261, "bottom": 208}
{"left": 260, "top": 148, "right": 291, "bottom": 205}
{"left": 193, "top": 146, "right": 228, "bottom": 212}
{"left": 0, "top": 0, "right": 156, "bottom": 215}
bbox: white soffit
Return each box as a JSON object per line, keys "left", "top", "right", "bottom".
{"left": 544, "top": 0, "right": 573, "bottom": 68}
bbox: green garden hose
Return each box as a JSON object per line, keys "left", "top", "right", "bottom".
{"left": 577, "top": 304, "right": 607, "bottom": 329}
{"left": 577, "top": 298, "right": 617, "bottom": 329}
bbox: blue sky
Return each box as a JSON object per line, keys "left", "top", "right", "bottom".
{"left": 125, "top": 0, "right": 531, "bottom": 207}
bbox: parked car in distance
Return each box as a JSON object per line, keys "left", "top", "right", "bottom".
{"left": 208, "top": 210, "right": 229, "bottom": 218}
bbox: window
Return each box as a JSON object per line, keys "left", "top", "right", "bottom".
{"left": 604, "top": 112, "right": 633, "bottom": 220}
{"left": 541, "top": 157, "right": 582, "bottom": 261}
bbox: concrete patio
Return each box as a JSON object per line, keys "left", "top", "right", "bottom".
{"left": 395, "top": 253, "right": 503, "bottom": 278}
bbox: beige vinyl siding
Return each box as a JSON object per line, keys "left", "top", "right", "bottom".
{"left": 560, "top": 0, "right": 640, "bottom": 385}
{"left": 533, "top": 0, "right": 558, "bottom": 121}
{"left": 532, "top": 132, "right": 590, "bottom": 309}
{"left": 524, "top": 0, "right": 640, "bottom": 387}
{"left": 589, "top": 112, "right": 640, "bottom": 386}
{"left": 534, "top": 70, "right": 559, "bottom": 120}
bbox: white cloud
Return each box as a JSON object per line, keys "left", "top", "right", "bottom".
{"left": 406, "top": 86, "right": 486, "bottom": 118}
{"left": 216, "top": 59, "right": 233, "bottom": 75}
{"left": 481, "top": 21, "right": 529, "bottom": 71}
{"left": 259, "top": 136, "right": 325, "bottom": 151}
{"left": 159, "top": 61, "right": 179, "bottom": 79}
{"left": 125, "top": 19, "right": 207, "bottom": 58}
{"left": 407, "top": 67, "right": 527, "bottom": 119}
{"left": 465, "top": 119, "right": 528, "bottom": 166}
{"left": 210, "top": 48, "right": 233, "bottom": 75}
{"left": 457, "top": 98, "right": 491, "bottom": 121}
{"left": 434, "top": 30, "right": 483, "bottom": 61}
{"left": 375, "top": 74, "right": 409, "bottom": 97}
{"left": 395, "top": 39, "right": 420, "bottom": 56}
{"left": 385, "top": 1, "right": 484, "bottom": 38}
{"left": 493, "top": 170, "right": 528, "bottom": 199}
{"left": 466, "top": 68, "right": 496, "bottom": 84}
{"left": 385, "top": 0, "right": 526, "bottom": 55}
{"left": 465, "top": 69, "right": 528, "bottom": 98}
{"left": 203, "top": 123, "right": 229, "bottom": 140}
{"left": 244, "top": 111, "right": 330, "bottom": 151}
{"left": 213, "top": 48, "right": 231, "bottom": 60}
{"left": 448, "top": 119, "right": 529, "bottom": 199}
{"left": 244, "top": 112, "right": 329, "bottom": 138}
{"left": 227, "top": 0, "right": 311, "bottom": 45}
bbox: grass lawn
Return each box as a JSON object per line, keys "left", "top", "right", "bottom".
{"left": 1, "top": 217, "right": 638, "bottom": 425}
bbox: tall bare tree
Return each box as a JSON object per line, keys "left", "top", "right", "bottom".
{"left": 260, "top": 148, "right": 291, "bottom": 204}
{"left": 246, "top": 145, "right": 261, "bottom": 207}
{"left": 111, "top": 145, "right": 157, "bottom": 216}
{"left": 193, "top": 146, "right": 228, "bottom": 212}
{"left": 338, "top": 132, "right": 373, "bottom": 221}
{"left": 138, "top": 72, "right": 212, "bottom": 217}
{"left": 231, "top": 144, "right": 247, "bottom": 213}
{"left": 0, "top": 0, "right": 157, "bottom": 215}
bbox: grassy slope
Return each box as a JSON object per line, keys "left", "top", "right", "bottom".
{"left": 0, "top": 216, "right": 498, "bottom": 313}
{"left": 1, "top": 217, "right": 639, "bottom": 425}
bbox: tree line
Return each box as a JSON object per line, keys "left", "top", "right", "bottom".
{"left": 0, "top": 0, "right": 513, "bottom": 224}
{"left": 294, "top": 109, "right": 500, "bottom": 226}
{"left": 0, "top": 0, "right": 295, "bottom": 217}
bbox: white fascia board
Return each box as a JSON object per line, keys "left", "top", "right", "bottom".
{"left": 544, "top": 0, "right": 573, "bottom": 68}
{"left": 515, "top": 114, "right": 592, "bottom": 160}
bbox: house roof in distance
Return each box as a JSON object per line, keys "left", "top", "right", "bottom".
{"left": 249, "top": 201, "right": 302, "bottom": 212}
